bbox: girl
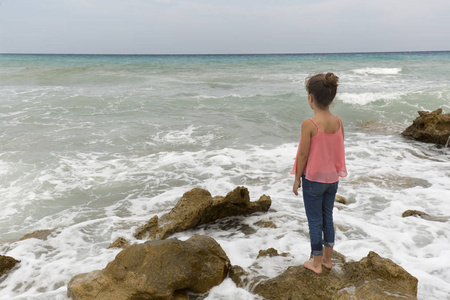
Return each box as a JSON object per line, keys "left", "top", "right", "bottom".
{"left": 291, "top": 72, "right": 347, "bottom": 274}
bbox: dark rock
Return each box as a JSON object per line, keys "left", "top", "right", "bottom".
{"left": 402, "top": 108, "right": 450, "bottom": 145}
{"left": 0, "top": 255, "right": 20, "bottom": 279}
{"left": 134, "top": 186, "right": 271, "bottom": 240}
{"left": 233, "top": 251, "right": 417, "bottom": 300}
{"left": 107, "top": 237, "right": 129, "bottom": 249}
{"left": 67, "top": 235, "right": 230, "bottom": 300}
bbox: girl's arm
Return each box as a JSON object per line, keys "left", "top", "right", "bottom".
{"left": 293, "top": 120, "right": 313, "bottom": 195}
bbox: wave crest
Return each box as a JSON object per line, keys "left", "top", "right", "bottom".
{"left": 352, "top": 67, "right": 402, "bottom": 75}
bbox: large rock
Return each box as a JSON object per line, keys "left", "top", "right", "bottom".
{"left": 402, "top": 108, "right": 450, "bottom": 145}
{"left": 68, "top": 235, "right": 230, "bottom": 300}
{"left": 0, "top": 255, "right": 20, "bottom": 278}
{"left": 134, "top": 186, "right": 271, "bottom": 240}
{"left": 232, "top": 251, "right": 418, "bottom": 300}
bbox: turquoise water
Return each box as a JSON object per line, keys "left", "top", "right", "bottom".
{"left": 0, "top": 52, "right": 449, "bottom": 299}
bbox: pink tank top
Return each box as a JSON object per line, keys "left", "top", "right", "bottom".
{"left": 291, "top": 117, "right": 347, "bottom": 183}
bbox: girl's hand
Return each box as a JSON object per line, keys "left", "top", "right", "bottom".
{"left": 293, "top": 178, "right": 301, "bottom": 196}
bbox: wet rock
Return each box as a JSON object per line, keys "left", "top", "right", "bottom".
{"left": 107, "top": 237, "right": 129, "bottom": 249}
{"left": 67, "top": 235, "right": 230, "bottom": 300}
{"left": 402, "top": 210, "right": 448, "bottom": 222}
{"left": 361, "top": 121, "right": 405, "bottom": 135}
{"left": 19, "top": 229, "right": 54, "bottom": 241}
{"left": 257, "top": 248, "right": 289, "bottom": 259}
{"left": 134, "top": 186, "right": 271, "bottom": 240}
{"left": 348, "top": 174, "right": 431, "bottom": 190}
{"left": 233, "top": 251, "right": 417, "bottom": 300}
{"left": 402, "top": 108, "right": 450, "bottom": 145}
{"left": 335, "top": 195, "right": 347, "bottom": 204}
{"left": 0, "top": 255, "right": 20, "bottom": 279}
{"left": 254, "top": 220, "right": 277, "bottom": 228}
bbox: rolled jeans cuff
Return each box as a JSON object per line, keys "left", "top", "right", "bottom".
{"left": 323, "top": 241, "right": 334, "bottom": 247}
{"left": 312, "top": 249, "right": 323, "bottom": 256}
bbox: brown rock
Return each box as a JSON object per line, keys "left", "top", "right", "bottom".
{"left": 134, "top": 186, "right": 271, "bottom": 240}
{"left": 402, "top": 210, "right": 448, "bottom": 222}
{"left": 67, "top": 235, "right": 230, "bottom": 300}
{"left": 402, "top": 108, "right": 450, "bottom": 145}
{"left": 254, "top": 220, "right": 277, "bottom": 228}
{"left": 0, "top": 255, "right": 20, "bottom": 278}
{"left": 335, "top": 195, "right": 347, "bottom": 204}
{"left": 361, "top": 121, "right": 405, "bottom": 135}
{"left": 347, "top": 174, "right": 431, "bottom": 190}
{"left": 19, "top": 229, "right": 54, "bottom": 241}
{"left": 107, "top": 237, "right": 129, "bottom": 249}
{"left": 257, "top": 248, "right": 289, "bottom": 259}
{"left": 233, "top": 251, "right": 417, "bottom": 300}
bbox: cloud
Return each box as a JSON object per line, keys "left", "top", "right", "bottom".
{"left": 1, "top": 0, "right": 449, "bottom": 54}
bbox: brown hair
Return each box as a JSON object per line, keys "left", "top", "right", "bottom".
{"left": 305, "top": 72, "right": 339, "bottom": 109}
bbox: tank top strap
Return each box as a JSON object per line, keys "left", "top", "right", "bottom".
{"left": 309, "top": 118, "right": 319, "bottom": 129}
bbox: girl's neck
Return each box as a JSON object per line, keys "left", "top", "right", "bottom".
{"left": 313, "top": 106, "right": 332, "bottom": 117}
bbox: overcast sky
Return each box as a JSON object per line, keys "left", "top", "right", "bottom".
{"left": 1, "top": 0, "right": 449, "bottom": 54}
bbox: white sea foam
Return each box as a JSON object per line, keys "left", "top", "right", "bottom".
{"left": 337, "top": 92, "right": 403, "bottom": 105}
{"left": 352, "top": 67, "right": 402, "bottom": 75}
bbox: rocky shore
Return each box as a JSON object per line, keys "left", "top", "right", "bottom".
{"left": 62, "top": 187, "right": 418, "bottom": 300}
{"left": 6, "top": 108, "right": 448, "bottom": 299}
{"left": 1, "top": 186, "right": 423, "bottom": 299}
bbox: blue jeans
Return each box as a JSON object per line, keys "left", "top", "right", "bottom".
{"left": 302, "top": 175, "right": 338, "bottom": 256}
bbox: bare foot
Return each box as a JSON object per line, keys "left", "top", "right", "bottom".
{"left": 304, "top": 259, "right": 322, "bottom": 274}
{"left": 322, "top": 259, "right": 332, "bottom": 270}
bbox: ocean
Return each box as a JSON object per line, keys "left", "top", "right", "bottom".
{"left": 0, "top": 52, "right": 449, "bottom": 299}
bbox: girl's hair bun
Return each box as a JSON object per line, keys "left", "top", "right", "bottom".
{"left": 323, "top": 72, "right": 339, "bottom": 88}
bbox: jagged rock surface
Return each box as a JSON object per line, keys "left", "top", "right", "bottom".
{"left": 402, "top": 108, "right": 450, "bottom": 145}
{"left": 0, "top": 255, "right": 20, "bottom": 279}
{"left": 67, "top": 235, "right": 230, "bottom": 300}
{"left": 134, "top": 186, "right": 271, "bottom": 240}
{"left": 232, "top": 251, "right": 418, "bottom": 300}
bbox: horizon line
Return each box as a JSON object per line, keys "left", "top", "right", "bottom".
{"left": 1, "top": 50, "right": 450, "bottom": 56}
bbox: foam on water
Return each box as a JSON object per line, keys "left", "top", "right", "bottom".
{"left": 352, "top": 67, "right": 403, "bottom": 75}
{"left": 337, "top": 91, "right": 404, "bottom": 105}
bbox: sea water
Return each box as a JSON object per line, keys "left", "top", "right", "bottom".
{"left": 0, "top": 52, "right": 449, "bottom": 299}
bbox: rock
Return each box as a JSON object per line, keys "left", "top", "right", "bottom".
{"left": 254, "top": 220, "right": 277, "bottom": 228}
{"left": 361, "top": 121, "right": 405, "bottom": 135}
{"left": 19, "top": 229, "right": 54, "bottom": 241}
{"left": 402, "top": 210, "right": 431, "bottom": 219}
{"left": 257, "top": 248, "right": 289, "bottom": 259}
{"left": 107, "top": 237, "right": 129, "bottom": 249}
{"left": 347, "top": 174, "right": 431, "bottom": 190}
{"left": 68, "top": 235, "right": 230, "bottom": 300}
{"left": 402, "top": 210, "right": 448, "bottom": 222}
{"left": 402, "top": 108, "right": 450, "bottom": 145}
{"left": 0, "top": 255, "right": 20, "bottom": 278}
{"left": 233, "top": 251, "right": 417, "bottom": 300}
{"left": 335, "top": 195, "right": 347, "bottom": 204}
{"left": 134, "top": 186, "right": 271, "bottom": 240}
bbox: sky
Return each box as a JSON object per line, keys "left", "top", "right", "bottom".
{"left": 0, "top": 0, "right": 449, "bottom": 55}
